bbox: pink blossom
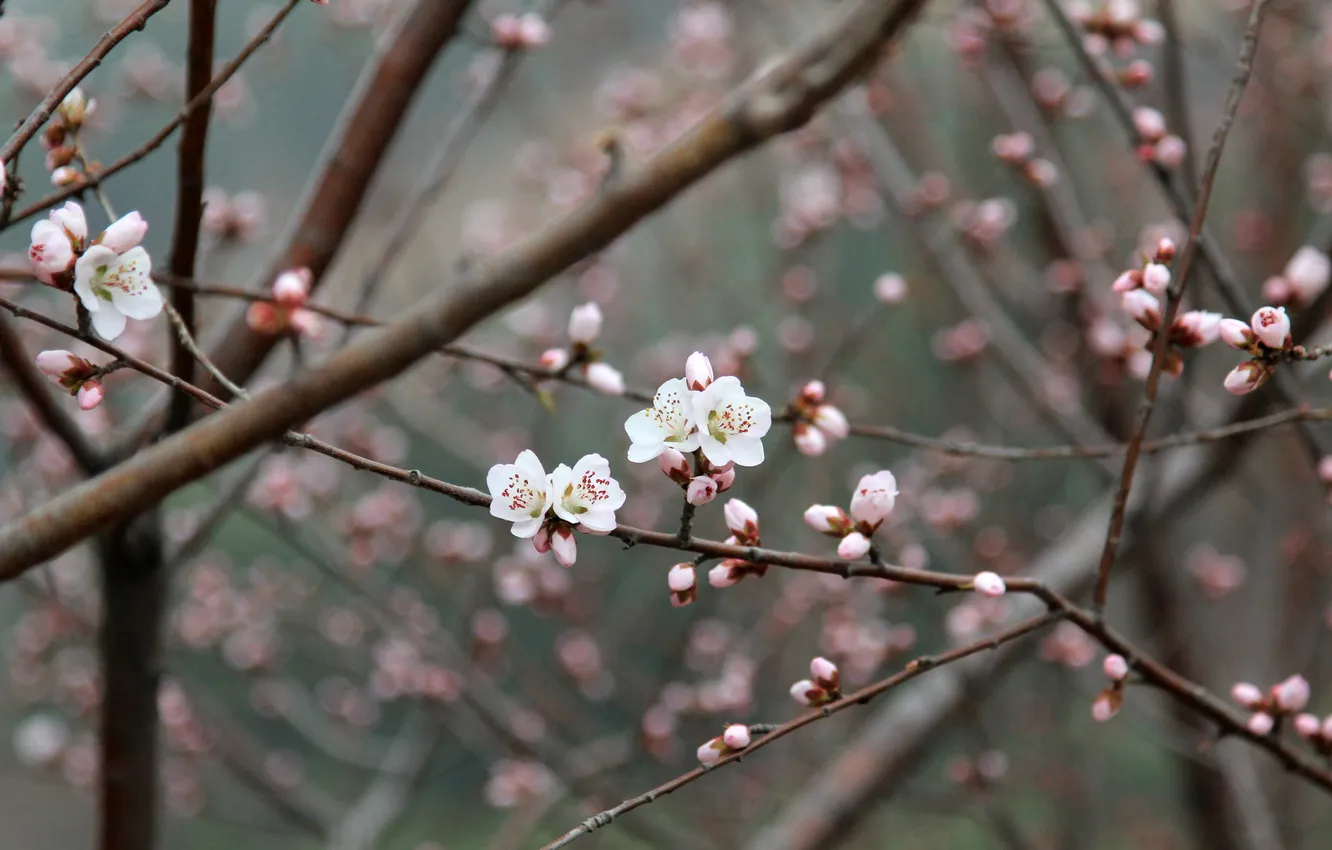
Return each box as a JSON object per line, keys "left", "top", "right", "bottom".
{"left": 1112, "top": 270, "right": 1141, "bottom": 292}
{"left": 712, "top": 464, "right": 735, "bottom": 492}
{"left": 658, "top": 448, "right": 691, "bottom": 485}
{"left": 549, "top": 526, "right": 577, "bottom": 567}
{"left": 35, "top": 349, "right": 92, "bottom": 385}
{"left": 77, "top": 380, "right": 103, "bottom": 410}
{"left": 1319, "top": 455, "right": 1332, "bottom": 485}
{"left": 1250, "top": 306, "right": 1290, "bottom": 349}
{"left": 793, "top": 423, "right": 827, "bottom": 456}
{"left": 708, "top": 564, "right": 739, "bottom": 588}
{"left": 790, "top": 679, "right": 822, "bottom": 706}
{"left": 837, "top": 531, "right": 872, "bottom": 560}
{"left": 721, "top": 724, "right": 750, "bottom": 750}
{"left": 799, "top": 380, "right": 826, "bottom": 405}
{"left": 1273, "top": 674, "right": 1310, "bottom": 713}
{"left": 849, "top": 470, "right": 897, "bottom": 528}
{"left": 1171, "top": 310, "right": 1221, "bottom": 348}
{"left": 567, "top": 303, "right": 602, "bottom": 345}
{"left": 697, "top": 738, "right": 723, "bottom": 765}
{"left": 1132, "top": 106, "right": 1166, "bottom": 141}
{"left": 1231, "top": 682, "right": 1265, "bottom": 708}
{"left": 1091, "top": 690, "right": 1120, "bottom": 722}
{"left": 686, "top": 475, "right": 717, "bottom": 506}
{"left": 1103, "top": 654, "right": 1129, "bottom": 682}
{"left": 1285, "top": 246, "right": 1331, "bottom": 303}
{"left": 1121, "top": 288, "right": 1161, "bottom": 328}
{"left": 972, "top": 571, "right": 1006, "bottom": 597}
{"left": 684, "top": 351, "right": 713, "bottom": 391}
{"left": 810, "top": 657, "right": 839, "bottom": 690}
{"left": 1153, "top": 136, "right": 1187, "bottom": 169}
{"left": 668, "top": 563, "right": 696, "bottom": 607}
{"left": 1247, "top": 712, "right": 1274, "bottom": 735}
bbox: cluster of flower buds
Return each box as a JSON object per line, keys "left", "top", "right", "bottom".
{"left": 1293, "top": 712, "right": 1332, "bottom": 754}
{"left": 709, "top": 500, "right": 767, "bottom": 588}
{"left": 1263, "top": 246, "right": 1331, "bottom": 309}
{"left": 1218, "top": 306, "right": 1291, "bottom": 395}
{"left": 246, "top": 267, "right": 322, "bottom": 338}
{"left": 803, "top": 470, "right": 898, "bottom": 560}
{"left": 787, "top": 380, "right": 849, "bottom": 457}
{"left": 540, "top": 303, "right": 625, "bottom": 396}
{"left": 28, "top": 200, "right": 159, "bottom": 341}
{"left": 486, "top": 450, "right": 625, "bottom": 568}
{"left": 1068, "top": 0, "right": 1164, "bottom": 56}
{"left": 490, "top": 12, "right": 551, "bottom": 49}
{"left": 35, "top": 350, "right": 106, "bottom": 410}
{"left": 1231, "top": 674, "right": 1310, "bottom": 735}
{"left": 202, "top": 187, "right": 266, "bottom": 242}
{"left": 951, "top": 197, "right": 1017, "bottom": 249}
{"left": 1113, "top": 239, "right": 1221, "bottom": 376}
{"left": 991, "top": 131, "right": 1058, "bottom": 188}
{"left": 1129, "top": 107, "right": 1186, "bottom": 169}
{"left": 658, "top": 445, "right": 735, "bottom": 508}
{"left": 1092, "top": 653, "right": 1131, "bottom": 721}
{"left": 790, "top": 656, "right": 841, "bottom": 707}
{"left": 696, "top": 723, "right": 751, "bottom": 765}
{"left": 41, "top": 87, "right": 95, "bottom": 187}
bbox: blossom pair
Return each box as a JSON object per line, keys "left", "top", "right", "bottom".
{"left": 34, "top": 350, "right": 104, "bottom": 410}
{"left": 803, "top": 470, "right": 898, "bottom": 560}
{"left": 625, "top": 352, "right": 772, "bottom": 468}
{"left": 486, "top": 450, "right": 625, "bottom": 567}
{"left": 28, "top": 200, "right": 159, "bottom": 341}
{"left": 1219, "top": 305, "right": 1291, "bottom": 395}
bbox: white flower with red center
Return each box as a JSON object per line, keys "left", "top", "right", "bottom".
{"left": 73, "top": 243, "right": 159, "bottom": 340}
{"left": 548, "top": 453, "right": 625, "bottom": 533}
{"left": 691, "top": 375, "right": 772, "bottom": 467}
{"left": 625, "top": 378, "right": 699, "bottom": 462}
{"left": 486, "top": 450, "right": 554, "bottom": 538}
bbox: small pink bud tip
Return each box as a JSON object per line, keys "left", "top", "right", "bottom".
{"left": 1141, "top": 263, "right": 1170, "bottom": 295}
{"left": 1091, "top": 690, "right": 1120, "bottom": 722}
{"left": 1223, "top": 361, "right": 1270, "bottom": 396}
{"left": 667, "top": 563, "right": 695, "bottom": 593}
{"left": 77, "top": 380, "right": 103, "bottom": 410}
{"left": 837, "top": 531, "right": 872, "bottom": 560}
{"left": 686, "top": 475, "right": 718, "bottom": 506}
{"left": 1231, "top": 682, "right": 1264, "bottom": 708}
{"left": 799, "top": 380, "right": 826, "bottom": 404}
{"left": 793, "top": 422, "right": 827, "bottom": 456}
{"left": 539, "top": 348, "right": 570, "bottom": 371}
{"left": 1155, "top": 238, "right": 1176, "bottom": 263}
{"left": 873, "top": 272, "right": 907, "bottom": 304}
{"left": 684, "top": 351, "right": 714, "bottom": 391}
{"left": 1294, "top": 713, "right": 1321, "bottom": 739}
{"left": 1247, "top": 712, "right": 1275, "bottom": 736}
{"left": 1121, "top": 288, "right": 1161, "bottom": 327}
{"left": 721, "top": 724, "right": 750, "bottom": 750}
{"left": 34, "top": 349, "right": 77, "bottom": 380}
{"left": 972, "top": 571, "right": 1006, "bottom": 598}
{"left": 803, "top": 504, "right": 848, "bottom": 535}
{"left": 810, "top": 656, "right": 838, "bottom": 685}
{"left": 789, "top": 679, "right": 820, "bottom": 706}
{"left": 1112, "top": 269, "right": 1142, "bottom": 292}
{"left": 696, "top": 739, "right": 723, "bottom": 765}
{"left": 708, "top": 564, "right": 738, "bottom": 589}
{"left": 272, "top": 267, "right": 312, "bottom": 307}
{"left": 1273, "top": 674, "right": 1310, "bottom": 713}
{"left": 1103, "top": 654, "right": 1129, "bottom": 682}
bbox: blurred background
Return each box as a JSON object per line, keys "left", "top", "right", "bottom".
{"left": 1, "top": 0, "right": 1332, "bottom": 847}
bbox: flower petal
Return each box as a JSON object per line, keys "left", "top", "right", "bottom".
{"left": 725, "top": 436, "right": 764, "bottom": 467}
{"left": 89, "top": 305, "right": 127, "bottom": 341}
{"left": 102, "top": 248, "right": 160, "bottom": 320}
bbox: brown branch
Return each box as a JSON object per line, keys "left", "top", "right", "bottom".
{"left": 1087, "top": 0, "right": 1271, "bottom": 613}
{"left": 164, "top": 0, "right": 218, "bottom": 433}
{"left": 0, "top": 313, "right": 106, "bottom": 474}
{"left": 0, "top": 0, "right": 931, "bottom": 576}
{"left": 0, "top": 0, "right": 172, "bottom": 178}
{"left": 3, "top": 0, "right": 303, "bottom": 230}
{"left": 537, "top": 613, "right": 1064, "bottom": 850}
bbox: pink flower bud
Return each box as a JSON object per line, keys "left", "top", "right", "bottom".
{"left": 1121, "top": 288, "right": 1161, "bottom": 329}
{"left": 1273, "top": 674, "right": 1310, "bottom": 713}
{"left": 799, "top": 380, "right": 826, "bottom": 405}
{"left": 540, "top": 348, "right": 570, "bottom": 371}
{"left": 711, "top": 464, "right": 735, "bottom": 492}
{"left": 28, "top": 221, "right": 75, "bottom": 283}
{"left": 550, "top": 526, "right": 577, "bottom": 567}
{"left": 873, "top": 272, "right": 907, "bottom": 304}
{"left": 723, "top": 499, "right": 759, "bottom": 540}
{"left": 708, "top": 564, "right": 739, "bottom": 588}
{"left": 1103, "top": 654, "right": 1129, "bottom": 682}
{"left": 1026, "top": 159, "right": 1058, "bottom": 187}
{"left": 1141, "top": 263, "right": 1171, "bottom": 295}
{"left": 50, "top": 167, "right": 80, "bottom": 187}
{"left": 272, "top": 267, "right": 312, "bottom": 307}
{"left": 849, "top": 470, "right": 897, "bottom": 528}
{"left": 721, "top": 724, "right": 750, "bottom": 750}
{"left": 567, "top": 303, "right": 603, "bottom": 344}
{"left": 1285, "top": 246, "right": 1331, "bottom": 302}
{"left": 658, "top": 448, "right": 691, "bottom": 485}
{"left": 1224, "top": 361, "right": 1271, "bottom": 395}
{"left": 685, "top": 351, "right": 713, "bottom": 391}
{"left": 1218, "top": 318, "right": 1255, "bottom": 349}
{"left": 95, "top": 210, "right": 148, "bottom": 254}
{"left": 584, "top": 362, "right": 624, "bottom": 396}
{"left": 1132, "top": 106, "right": 1166, "bottom": 142}
{"left": 810, "top": 657, "right": 839, "bottom": 691}
{"left": 1250, "top": 306, "right": 1290, "bottom": 349}
{"left": 991, "top": 132, "right": 1034, "bottom": 162}
{"left": 697, "top": 738, "right": 723, "bottom": 765}
{"left": 1091, "top": 690, "right": 1121, "bottom": 722}
{"left": 804, "top": 504, "right": 850, "bottom": 536}
{"left": 77, "top": 380, "right": 103, "bottom": 410}
{"left": 35, "top": 350, "right": 81, "bottom": 380}
{"left": 1294, "top": 713, "right": 1321, "bottom": 739}
{"left": 1135, "top": 19, "right": 1164, "bottom": 44}
{"left": 1247, "top": 712, "right": 1274, "bottom": 735}
{"left": 686, "top": 476, "right": 718, "bottom": 506}
{"left": 790, "top": 679, "right": 823, "bottom": 706}
{"left": 1112, "top": 269, "right": 1142, "bottom": 292}
{"left": 1155, "top": 238, "right": 1176, "bottom": 262}
{"left": 793, "top": 422, "right": 827, "bottom": 456}
{"left": 667, "top": 563, "right": 696, "bottom": 593}
{"left": 1231, "top": 682, "right": 1265, "bottom": 708}
{"left": 1171, "top": 310, "right": 1221, "bottom": 348}
{"left": 837, "top": 531, "right": 872, "bottom": 560}
{"left": 972, "top": 571, "right": 1006, "bottom": 597}
{"left": 1154, "top": 136, "right": 1187, "bottom": 169}
{"left": 516, "top": 13, "right": 550, "bottom": 46}
{"left": 813, "top": 405, "right": 849, "bottom": 440}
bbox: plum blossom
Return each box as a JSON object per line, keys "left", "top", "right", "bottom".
{"left": 35, "top": 349, "right": 97, "bottom": 393}
{"left": 487, "top": 450, "right": 554, "bottom": 538}
{"left": 28, "top": 201, "right": 86, "bottom": 286}
{"left": 1103, "top": 654, "right": 1129, "bottom": 682}
{"left": 74, "top": 243, "right": 159, "bottom": 341}
{"left": 667, "top": 563, "right": 696, "bottom": 607}
{"left": 567, "top": 302, "right": 602, "bottom": 345}
{"left": 625, "top": 378, "right": 700, "bottom": 461}
{"left": 723, "top": 499, "right": 759, "bottom": 544}
{"left": 548, "top": 454, "right": 625, "bottom": 533}
{"left": 686, "top": 475, "right": 717, "bottom": 506}
{"left": 692, "top": 376, "right": 772, "bottom": 467}
{"left": 1219, "top": 317, "right": 1256, "bottom": 350}
{"left": 626, "top": 357, "right": 771, "bottom": 468}
{"left": 1284, "top": 246, "right": 1330, "bottom": 305}
{"left": 1250, "top": 306, "right": 1290, "bottom": 350}
{"left": 873, "top": 272, "right": 908, "bottom": 304}
{"left": 850, "top": 471, "right": 898, "bottom": 530}
{"left": 837, "top": 532, "right": 871, "bottom": 560}
{"left": 972, "top": 571, "right": 1006, "bottom": 597}
{"left": 1224, "top": 361, "right": 1271, "bottom": 395}
{"left": 247, "top": 267, "right": 321, "bottom": 337}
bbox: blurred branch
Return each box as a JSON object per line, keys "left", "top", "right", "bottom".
{"left": 0, "top": 0, "right": 172, "bottom": 184}
{"left": 1159, "top": 0, "right": 1199, "bottom": 190}
{"left": 538, "top": 613, "right": 1063, "bottom": 850}
{"left": 0, "top": 313, "right": 105, "bottom": 474}
{"left": 5, "top": 0, "right": 304, "bottom": 229}
{"left": 1088, "top": 0, "right": 1271, "bottom": 613}
{"left": 164, "top": 0, "right": 219, "bottom": 433}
